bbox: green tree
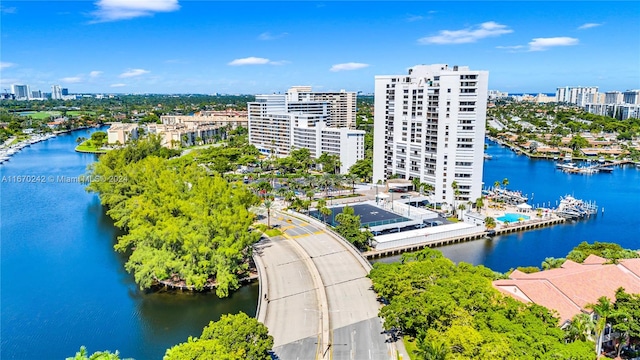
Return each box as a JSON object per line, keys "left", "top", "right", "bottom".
{"left": 484, "top": 217, "right": 496, "bottom": 229}
{"left": 289, "top": 147, "right": 312, "bottom": 174}
{"left": 415, "top": 332, "right": 448, "bottom": 360}
{"left": 86, "top": 138, "right": 260, "bottom": 297}
{"left": 565, "top": 313, "right": 595, "bottom": 343}
{"left": 368, "top": 248, "right": 593, "bottom": 359}
{"left": 568, "top": 134, "right": 589, "bottom": 151}
{"left": 334, "top": 205, "right": 370, "bottom": 250}
{"left": 502, "top": 177, "right": 509, "bottom": 189}
{"left": 541, "top": 257, "right": 566, "bottom": 270}
{"left": 66, "top": 346, "right": 126, "bottom": 360}
{"left": 475, "top": 197, "right": 484, "bottom": 214}
{"left": 317, "top": 152, "right": 341, "bottom": 174}
{"left": 348, "top": 158, "right": 372, "bottom": 183}
{"left": 164, "top": 312, "right": 273, "bottom": 360}
{"left": 263, "top": 200, "right": 273, "bottom": 228}
{"left": 586, "top": 296, "right": 613, "bottom": 356}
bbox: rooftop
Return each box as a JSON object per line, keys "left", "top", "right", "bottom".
{"left": 493, "top": 257, "right": 640, "bottom": 325}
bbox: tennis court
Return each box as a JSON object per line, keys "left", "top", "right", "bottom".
{"left": 310, "top": 203, "right": 411, "bottom": 227}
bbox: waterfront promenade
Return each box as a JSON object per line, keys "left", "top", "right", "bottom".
{"left": 253, "top": 210, "right": 400, "bottom": 360}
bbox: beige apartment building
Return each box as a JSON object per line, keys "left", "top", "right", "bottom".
{"left": 107, "top": 123, "right": 139, "bottom": 144}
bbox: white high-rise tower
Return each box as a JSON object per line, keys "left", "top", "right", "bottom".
{"left": 372, "top": 64, "right": 488, "bottom": 206}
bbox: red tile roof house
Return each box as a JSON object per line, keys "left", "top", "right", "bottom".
{"left": 493, "top": 255, "right": 640, "bottom": 347}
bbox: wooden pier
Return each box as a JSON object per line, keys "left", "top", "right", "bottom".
{"left": 363, "top": 216, "right": 566, "bottom": 260}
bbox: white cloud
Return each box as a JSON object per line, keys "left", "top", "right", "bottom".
{"left": 0, "top": 62, "right": 15, "bottom": 69}
{"left": 258, "top": 32, "right": 288, "bottom": 41}
{"left": 110, "top": 83, "right": 127, "bottom": 87}
{"left": 91, "top": 0, "right": 180, "bottom": 23}
{"left": 418, "top": 21, "right": 513, "bottom": 44}
{"left": 89, "top": 71, "right": 103, "bottom": 78}
{"left": 578, "top": 23, "right": 602, "bottom": 30}
{"left": 329, "top": 62, "right": 370, "bottom": 72}
{"left": 228, "top": 57, "right": 270, "bottom": 66}
{"left": 119, "top": 68, "right": 150, "bottom": 78}
{"left": 528, "top": 37, "right": 579, "bottom": 51}
{"left": 406, "top": 15, "right": 423, "bottom": 22}
{"left": 227, "top": 57, "right": 289, "bottom": 66}
{"left": 61, "top": 76, "right": 83, "bottom": 83}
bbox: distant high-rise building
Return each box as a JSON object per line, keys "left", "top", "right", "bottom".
{"left": 51, "top": 85, "right": 62, "bottom": 100}
{"left": 488, "top": 90, "right": 509, "bottom": 100}
{"left": 373, "top": 64, "right": 488, "bottom": 205}
{"left": 555, "top": 86, "right": 598, "bottom": 106}
{"left": 31, "top": 90, "right": 43, "bottom": 99}
{"left": 604, "top": 91, "right": 623, "bottom": 104}
{"left": 286, "top": 86, "right": 357, "bottom": 128}
{"left": 61, "top": 88, "right": 69, "bottom": 96}
{"left": 11, "top": 84, "right": 30, "bottom": 100}
{"left": 623, "top": 90, "right": 640, "bottom": 105}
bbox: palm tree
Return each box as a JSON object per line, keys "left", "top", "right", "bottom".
{"left": 484, "top": 216, "right": 496, "bottom": 229}
{"left": 346, "top": 173, "right": 359, "bottom": 195}
{"left": 263, "top": 199, "right": 273, "bottom": 228}
{"left": 412, "top": 177, "right": 422, "bottom": 194}
{"left": 320, "top": 173, "right": 336, "bottom": 199}
{"left": 415, "top": 334, "right": 448, "bottom": 360}
{"left": 283, "top": 190, "right": 296, "bottom": 208}
{"left": 493, "top": 180, "right": 501, "bottom": 190}
{"left": 586, "top": 296, "right": 613, "bottom": 357}
{"left": 423, "top": 183, "right": 434, "bottom": 197}
{"left": 451, "top": 181, "right": 460, "bottom": 214}
{"left": 475, "top": 197, "right": 484, "bottom": 214}
{"left": 502, "top": 177, "right": 509, "bottom": 190}
{"left": 566, "top": 313, "right": 595, "bottom": 342}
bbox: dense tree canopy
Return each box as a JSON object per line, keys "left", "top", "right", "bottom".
{"left": 334, "top": 205, "right": 372, "bottom": 250}
{"left": 369, "top": 248, "right": 594, "bottom": 359}
{"left": 164, "top": 312, "right": 273, "bottom": 360}
{"left": 66, "top": 347, "right": 126, "bottom": 360}
{"left": 567, "top": 241, "right": 640, "bottom": 263}
{"left": 87, "top": 137, "right": 260, "bottom": 296}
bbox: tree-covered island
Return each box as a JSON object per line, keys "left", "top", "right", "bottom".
{"left": 86, "top": 134, "right": 261, "bottom": 297}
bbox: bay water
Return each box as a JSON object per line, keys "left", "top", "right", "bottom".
{"left": 0, "top": 128, "right": 258, "bottom": 360}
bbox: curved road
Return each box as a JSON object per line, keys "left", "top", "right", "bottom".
{"left": 254, "top": 211, "right": 396, "bottom": 360}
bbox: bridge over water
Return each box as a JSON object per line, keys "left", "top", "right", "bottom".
{"left": 253, "top": 211, "right": 400, "bottom": 360}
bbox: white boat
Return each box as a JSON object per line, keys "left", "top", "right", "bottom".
{"left": 598, "top": 156, "right": 606, "bottom": 163}
{"left": 556, "top": 162, "right": 576, "bottom": 170}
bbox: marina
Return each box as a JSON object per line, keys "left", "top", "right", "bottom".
{"left": 0, "top": 133, "right": 57, "bottom": 164}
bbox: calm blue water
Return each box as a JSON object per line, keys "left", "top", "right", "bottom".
{"left": 437, "top": 140, "right": 640, "bottom": 272}
{"left": 0, "top": 128, "right": 258, "bottom": 360}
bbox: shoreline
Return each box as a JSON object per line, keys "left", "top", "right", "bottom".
{"left": 486, "top": 135, "right": 639, "bottom": 166}
{"left": 1, "top": 125, "right": 108, "bottom": 164}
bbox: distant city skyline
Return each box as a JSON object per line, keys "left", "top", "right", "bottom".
{"left": 1, "top": 1, "right": 639, "bottom": 94}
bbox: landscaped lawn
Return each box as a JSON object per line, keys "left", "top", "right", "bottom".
{"left": 75, "top": 140, "right": 107, "bottom": 153}
{"left": 19, "top": 111, "right": 61, "bottom": 120}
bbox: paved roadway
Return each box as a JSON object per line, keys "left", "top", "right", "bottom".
{"left": 254, "top": 211, "right": 397, "bottom": 360}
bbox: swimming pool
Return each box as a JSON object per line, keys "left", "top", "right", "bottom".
{"left": 497, "top": 213, "right": 530, "bottom": 222}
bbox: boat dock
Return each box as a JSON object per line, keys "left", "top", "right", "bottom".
{"left": 554, "top": 195, "right": 598, "bottom": 219}
{"left": 364, "top": 216, "right": 566, "bottom": 259}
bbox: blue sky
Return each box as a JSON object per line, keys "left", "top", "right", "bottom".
{"left": 1, "top": 1, "right": 639, "bottom": 94}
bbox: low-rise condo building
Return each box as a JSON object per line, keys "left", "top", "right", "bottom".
{"left": 107, "top": 123, "right": 139, "bottom": 144}
{"left": 494, "top": 255, "right": 640, "bottom": 326}
{"left": 248, "top": 88, "right": 364, "bottom": 174}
